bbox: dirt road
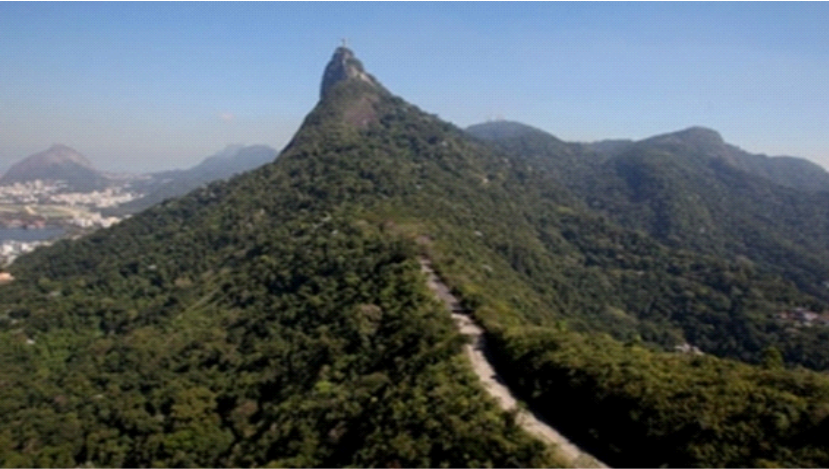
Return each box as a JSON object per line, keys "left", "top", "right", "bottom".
{"left": 420, "top": 258, "right": 607, "bottom": 468}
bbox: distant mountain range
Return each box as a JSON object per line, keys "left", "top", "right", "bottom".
{"left": 111, "top": 144, "right": 278, "bottom": 214}
{"left": 469, "top": 121, "right": 829, "bottom": 192}
{"left": 0, "top": 144, "right": 109, "bottom": 191}
{"left": 468, "top": 120, "right": 829, "bottom": 304}
{"left": 1, "top": 143, "right": 277, "bottom": 213}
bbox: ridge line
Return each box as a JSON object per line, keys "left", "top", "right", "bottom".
{"left": 418, "top": 257, "right": 608, "bottom": 468}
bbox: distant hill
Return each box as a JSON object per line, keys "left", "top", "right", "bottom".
{"left": 640, "top": 126, "right": 829, "bottom": 191}
{"left": 110, "top": 144, "right": 278, "bottom": 215}
{"left": 0, "top": 144, "right": 109, "bottom": 191}
{"left": 178, "top": 144, "right": 277, "bottom": 180}
{"left": 473, "top": 121, "right": 829, "bottom": 304}
{"left": 467, "top": 121, "right": 606, "bottom": 183}
{"left": 469, "top": 122, "right": 829, "bottom": 192}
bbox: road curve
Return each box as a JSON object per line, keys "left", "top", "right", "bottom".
{"left": 420, "top": 258, "right": 608, "bottom": 468}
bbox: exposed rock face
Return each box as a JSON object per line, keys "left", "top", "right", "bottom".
{"left": 319, "top": 47, "right": 378, "bottom": 99}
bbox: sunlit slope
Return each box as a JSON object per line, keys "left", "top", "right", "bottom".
{"left": 472, "top": 121, "right": 829, "bottom": 300}
{"left": 0, "top": 50, "right": 558, "bottom": 468}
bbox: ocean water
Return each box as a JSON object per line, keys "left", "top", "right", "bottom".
{"left": 0, "top": 227, "right": 65, "bottom": 242}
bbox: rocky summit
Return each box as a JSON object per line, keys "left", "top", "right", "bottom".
{"left": 319, "top": 46, "right": 379, "bottom": 99}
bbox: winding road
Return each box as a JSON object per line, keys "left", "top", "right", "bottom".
{"left": 420, "top": 258, "right": 608, "bottom": 468}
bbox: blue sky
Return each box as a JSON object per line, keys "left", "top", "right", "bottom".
{"left": 2, "top": 2, "right": 829, "bottom": 172}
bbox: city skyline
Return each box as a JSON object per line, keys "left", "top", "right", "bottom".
{"left": 2, "top": 2, "right": 829, "bottom": 173}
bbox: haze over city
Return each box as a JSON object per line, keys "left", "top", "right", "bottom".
{"left": 2, "top": 2, "right": 828, "bottom": 172}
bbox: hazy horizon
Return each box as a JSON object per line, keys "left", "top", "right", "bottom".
{"left": 2, "top": 2, "right": 828, "bottom": 173}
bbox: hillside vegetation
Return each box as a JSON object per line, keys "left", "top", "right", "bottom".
{"left": 5, "top": 47, "right": 829, "bottom": 467}
{"left": 470, "top": 120, "right": 829, "bottom": 369}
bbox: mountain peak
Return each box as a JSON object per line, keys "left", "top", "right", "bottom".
{"left": 0, "top": 144, "right": 106, "bottom": 190}
{"left": 320, "top": 46, "right": 378, "bottom": 99}
{"left": 467, "top": 121, "right": 559, "bottom": 142}
{"left": 674, "top": 126, "right": 725, "bottom": 145}
{"left": 48, "top": 143, "right": 74, "bottom": 152}
{"left": 645, "top": 126, "right": 725, "bottom": 148}
{"left": 40, "top": 144, "right": 94, "bottom": 168}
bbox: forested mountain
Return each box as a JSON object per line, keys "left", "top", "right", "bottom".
{"left": 471, "top": 121, "right": 829, "bottom": 302}
{"left": 641, "top": 127, "right": 829, "bottom": 191}
{"left": 6, "top": 47, "right": 829, "bottom": 467}
{"left": 0, "top": 144, "right": 110, "bottom": 191}
{"left": 467, "top": 121, "right": 607, "bottom": 183}
{"left": 0, "top": 47, "right": 556, "bottom": 468}
{"left": 470, "top": 121, "right": 829, "bottom": 192}
{"left": 111, "top": 144, "right": 278, "bottom": 215}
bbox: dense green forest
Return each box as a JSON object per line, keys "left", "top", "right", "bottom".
{"left": 0, "top": 174, "right": 552, "bottom": 467}
{"left": 0, "top": 51, "right": 557, "bottom": 467}
{"left": 6, "top": 47, "right": 829, "bottom": 467}
{"left": 469, "top": 121, "right": 829, "bottom": 303}
{"left": 489, "top": 326, "right": 829, "bottom": 468}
